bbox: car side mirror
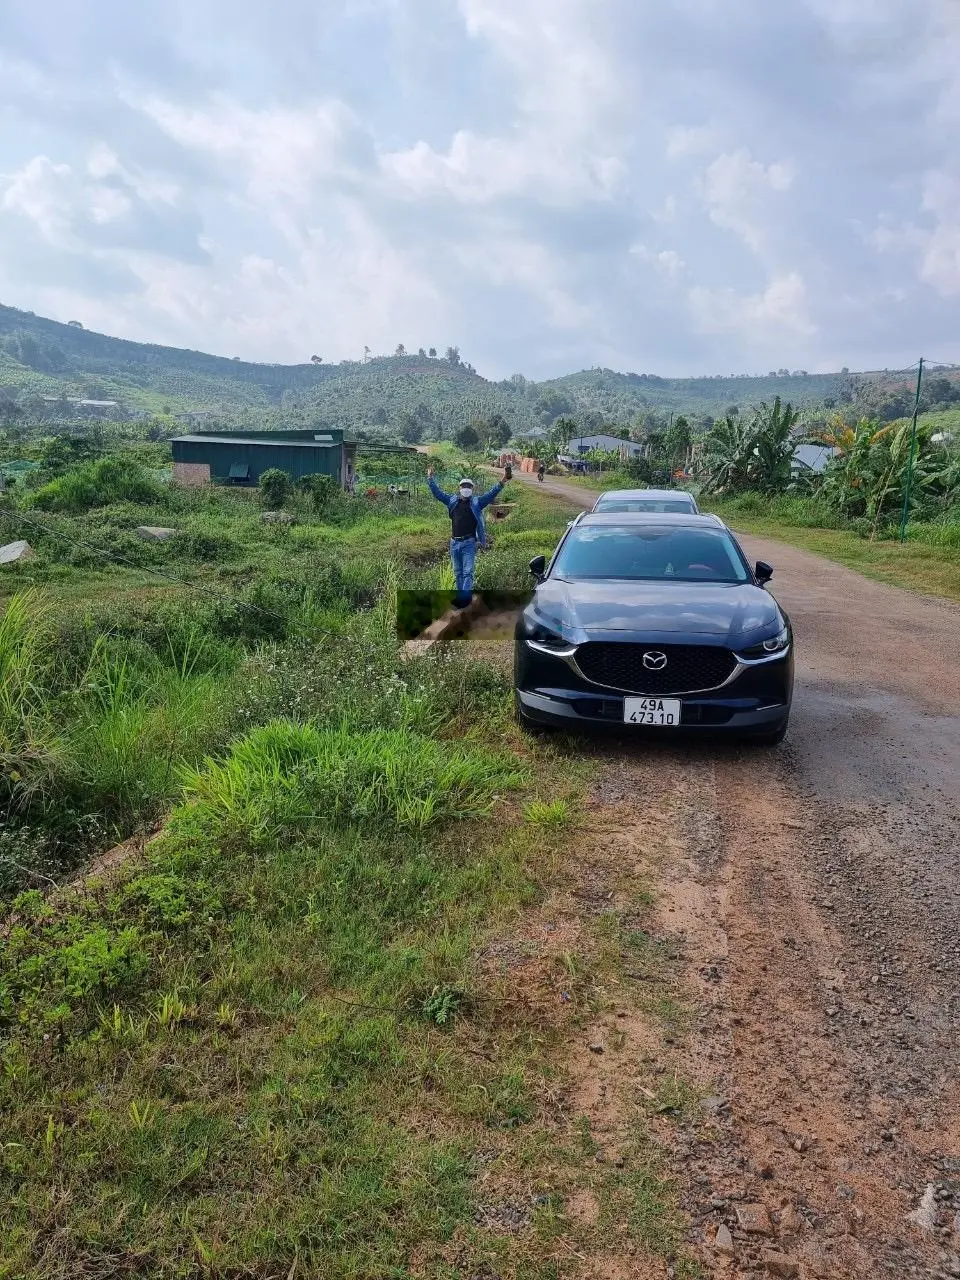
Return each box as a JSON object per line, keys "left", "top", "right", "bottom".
{"left": 755, "top": 560, "right": 774, "bottom": 585}
{"left": 529, "top": 554, "right": 546, "bottom": 580}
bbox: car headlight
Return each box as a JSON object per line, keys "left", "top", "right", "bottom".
{"left": 737, "top": 625, "right": 790, "bottom": 661}
{"left": 522, "top": 612, "right": 568, "bottom": 648}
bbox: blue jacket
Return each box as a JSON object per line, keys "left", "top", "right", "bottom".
{"left": 427, "top": 475, "right": 505, "bottom": 547}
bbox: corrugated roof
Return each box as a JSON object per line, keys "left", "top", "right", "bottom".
{"left": 172, "top": 435, "right": 340, "bottom": 448}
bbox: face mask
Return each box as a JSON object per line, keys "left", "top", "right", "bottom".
{"left": 459, "top": 486, "right": 473, "bottom": 499}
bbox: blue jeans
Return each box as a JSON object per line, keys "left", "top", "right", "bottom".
{"left": 449, "top": 538, "right": 477, "bottom": 604}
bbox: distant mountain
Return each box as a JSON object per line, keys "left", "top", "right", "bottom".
{"left": 0, "top": 302, "right": 874, "bottom": 435}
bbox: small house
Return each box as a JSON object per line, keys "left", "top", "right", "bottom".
{"left": 171, "top": 428, "right": 358, "bottom": 489}
{"left": 792, "top": 443, "right": 834, "bottom": 475}
{"left": 563, "top": 433, "right": 644, "bottom": 458}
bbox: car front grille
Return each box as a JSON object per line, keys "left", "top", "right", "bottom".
{"left": 574, "top": 642, "right": 737, "bottom": 695}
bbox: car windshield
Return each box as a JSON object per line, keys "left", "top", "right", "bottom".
{"left": 596, "top": 499, "right": 694, "bottom": 513}
{"left": 552, "top": 525, "right": 749, "bottom": 583}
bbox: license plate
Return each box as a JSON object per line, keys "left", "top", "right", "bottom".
{"left": 624, "top": 697, "right": 681, "bottom": 726}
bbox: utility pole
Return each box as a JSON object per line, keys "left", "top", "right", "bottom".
{"left": 898, "top": 358, "right": 924, "bottom": 543}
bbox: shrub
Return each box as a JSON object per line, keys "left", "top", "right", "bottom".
{"left": 297, "top": 472, "right": 338, "bottom": 516}
{"left": 258, "top": 467, "right": 292, "bottom": 509}
{"left": 25, "top": 456, "right": 164, "bottom": 513}
{"left": 171, "top": 529, "right": 240, "bottom": 562}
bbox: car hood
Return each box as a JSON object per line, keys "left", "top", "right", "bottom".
{"left": 531, "top": 579, "right": 782, "bottom": 645}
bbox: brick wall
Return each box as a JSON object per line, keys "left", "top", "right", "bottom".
{"left": 173, "top": 461, "right": 211, "bottom": 487}
{"left": 496, "top": 452, "right": 540, "bottom": 473}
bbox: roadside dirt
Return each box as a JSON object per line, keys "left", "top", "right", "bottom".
{"left": 470, "top": 474, "right": 960, "bottom": 1278}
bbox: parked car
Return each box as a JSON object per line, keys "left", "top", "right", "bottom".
{"left": 591, "top": 488, "right": 699, "bottom": 514}
{"left": 514, "top": 512, "right": 792, "bottom": 743}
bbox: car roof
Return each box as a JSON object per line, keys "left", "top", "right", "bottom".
{"left": 593, "top": 488, "right": 695, "bottom": 503}
{"left": 574, "top": 511, "right": 726, "bottom": 529}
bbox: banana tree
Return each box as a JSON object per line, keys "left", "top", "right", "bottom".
{"left": 815, "top": 418, "right": 894, "bottom": 518}
{"left": 698, "top": 397, "right": 801, "bottom": 494}
{"left": 746, "top": 397, "right": 801, "bottom": 492}
{"left": 697, "top": 414, "right": 752, "bottom": 492}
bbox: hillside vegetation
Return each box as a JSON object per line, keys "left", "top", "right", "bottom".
{"left": 0, "top": 302, "right": 922, "bottom": 436}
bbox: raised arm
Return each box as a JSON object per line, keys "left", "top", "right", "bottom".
{"left": 476, "top": 478, "right": 505, "bottom": 509}
{"left": 477, "top": 462, "right": 512, "bottom": 508}
{"left": 426, "top": 469, "right": 454, "bottom": 505}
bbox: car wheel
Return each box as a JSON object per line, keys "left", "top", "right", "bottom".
{"left": 750, "top": 721, "right": 788, "bottom": 746}
{"left": 514, "top": 695, "right": 553, "bottom": 735}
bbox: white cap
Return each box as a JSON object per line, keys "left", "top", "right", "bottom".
{"left": 458, "top": 478, "right": 474, "bottom": 489}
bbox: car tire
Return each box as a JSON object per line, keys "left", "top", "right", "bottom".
{"left": 514, "top": 696, "right": 553, "bottom": 735}
{"left": 750, "top": 721, "right": 788, "bottom": 746}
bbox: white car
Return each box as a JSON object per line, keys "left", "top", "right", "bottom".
{"left": 591, "top": 488, "right": 700, "bottom": 514}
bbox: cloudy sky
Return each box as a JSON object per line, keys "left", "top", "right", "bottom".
{"left": 1, "top": 0, "right": 958, "bottom": 378}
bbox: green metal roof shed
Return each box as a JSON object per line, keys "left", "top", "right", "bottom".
{"left": 171, "top": 429, "right": 357, "bottom": 489}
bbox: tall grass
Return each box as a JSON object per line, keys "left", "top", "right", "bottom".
{"left": 0, "top": 591, "right": 65, "bottom": 812}
{"left": 180, "top": 719, "right": 527, "bottom": 841}
{"left": 72, "top": 635, "right": 231, "bottom": 823}
{"left": 906, "top": 517, "right": 960, "bottom": 548}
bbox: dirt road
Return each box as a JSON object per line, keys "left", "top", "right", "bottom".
{"left": 505, "top": 470, "right": 960, "bottom": 1276}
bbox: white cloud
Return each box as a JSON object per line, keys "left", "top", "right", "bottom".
{"left": 690, "top": 272, "right": 815, "bottom": 341}
{"left": 666, "top": 125, "right": 717, "bottom": 161}
{"left": 132, "top": 93, "right": 371, "bottom": 208}
{"left": 699, "top": 149, "right": 795, "bottom": 257}
{"left": 631, "top": 243, "right": 686, "bottom": 279}
{"left": 913, "top": 169, "right": 960, "bottom": 296}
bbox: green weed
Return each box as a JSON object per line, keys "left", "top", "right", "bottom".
{"left": 524, "top": 798, "right": 570, "bottom": 827}
{"left": 421, "top": 983, "right": 466, "bottom": 1027}
{"left": 179, "top": 719, "right": 527, "bottom": 840}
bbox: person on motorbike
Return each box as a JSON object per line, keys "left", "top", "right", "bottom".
{"left": 537, "top": 462, "right": 545, "bottom": 482}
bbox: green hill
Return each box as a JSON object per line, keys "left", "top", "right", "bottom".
{"left": 0, "top": 303, "right": 330, "bottom": 413}
{"left": 4, "top": 301, "right": 942, "bottom": 437}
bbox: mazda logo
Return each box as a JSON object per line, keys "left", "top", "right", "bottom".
{"left": 642, "top": 651, "right": 668, "bottom": 670}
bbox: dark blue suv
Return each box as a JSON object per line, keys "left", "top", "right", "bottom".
{"left": 514, "top": 512, "right": 793, "bottom": 743}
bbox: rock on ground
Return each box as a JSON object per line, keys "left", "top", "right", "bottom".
{"left": 0, "top": 539, "right": 35, "bottom": 564}
{"left": 135, "top": 526, "right": 180, "bottom": 541}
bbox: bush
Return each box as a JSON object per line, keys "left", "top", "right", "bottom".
{"left": 297, "top": 472, "right": 338, "bottom": 516}
{"left": 171, "top": 529, "right": 240, "bottom": 562}
{"left": 25, "top": 457, "right": 164, "bottom": 513}
{"left": 258, "top": 467, "right": 292, "bottom": 509}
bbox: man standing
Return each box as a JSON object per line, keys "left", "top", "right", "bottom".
{"left": 427, "top": 463, "right": 512, "bottom": 608}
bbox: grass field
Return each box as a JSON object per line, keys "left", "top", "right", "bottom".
{"left": 0, "top": 464, "right": 701, "bottom": 1278}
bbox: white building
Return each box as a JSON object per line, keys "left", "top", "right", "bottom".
{"left": 563, "top": 433, "right": 644, "bottom": 458}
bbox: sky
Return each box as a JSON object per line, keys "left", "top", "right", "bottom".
{"left": 0, "top": 0, "right": 958, "bottom": 380}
